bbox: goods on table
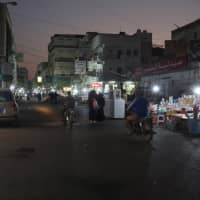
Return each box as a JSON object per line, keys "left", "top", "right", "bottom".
{"left": 151, "top": 95, "right": 200, "bottom": 134}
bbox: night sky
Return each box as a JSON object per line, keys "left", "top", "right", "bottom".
{"left": 5, "top": 0, "right": 200, "bottom": 79}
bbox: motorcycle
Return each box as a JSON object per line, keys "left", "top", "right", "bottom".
{"left": 127, "top": 116, "right": 156, "bottom": 142}
{"left": 63, "top": 104, "right": 76, "bottom": 128}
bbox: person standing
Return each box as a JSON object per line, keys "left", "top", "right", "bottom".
{"left": 63, "top": 91, "right": 75, "bottom": 120}
{"left": 37, "top": 93, "right": 42, "bottom": 102}
{"left": 88, "top": 90, "right": 98, "bottom": 123}
{"left": 54, "top": 92, "right": 58, "bottom": 104}
{"left": 97, "top": 93, "right": 105, "bottom": 121}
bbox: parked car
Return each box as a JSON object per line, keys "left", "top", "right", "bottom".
{"left": 0, "top": 89, "right": 19, "bottom": 124}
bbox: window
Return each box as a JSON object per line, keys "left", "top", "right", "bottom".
{"left": 133, "top": 50, "right": 139, "bottom": 56}
{"left": 126, "top": 49, "right": 131, "bottom": 56}
{"left": 194, "top": 32, "right": 198, "bottom": 40}
{"left": 117, "top": 67, "right": 122, "bottom": 73}
{"left": 117, "top": 50, "right": 122, "bottom": 59}
{"left": 109, "top": 49, "right": 113, "bottom": 57}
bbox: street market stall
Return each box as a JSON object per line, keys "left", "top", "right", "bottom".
{"left": 152, "top": 95, "right": 200, "bottom": 135}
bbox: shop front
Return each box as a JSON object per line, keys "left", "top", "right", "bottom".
{"left": 151, "top": 93, "right": 200, "bottom": 135}
{"left": 103, "top": 81, "right": 136, "bottom": 96}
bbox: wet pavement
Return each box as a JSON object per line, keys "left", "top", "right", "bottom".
{"left": 0, "top": 102, "right": 200, "bottom": 199}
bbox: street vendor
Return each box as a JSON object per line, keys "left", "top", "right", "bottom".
{"left": 180, "top": 108, "right": 189, "bottom": 119}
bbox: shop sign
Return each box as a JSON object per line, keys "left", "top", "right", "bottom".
{"left": 134, "top": 56, "right": 188, "bottom": 76}
{"left": 75, "top": 60, "right": 86, "bottom": 74}
{"left": 63, "top": 87, "right": 71, "bottom": 92}
{"left": 89, "top": 82, "right": 103, "bottom": 88}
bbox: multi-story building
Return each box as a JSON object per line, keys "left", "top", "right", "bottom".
{"left": 90, "top": 30, "right": 152, "bottom": 82}
{"left": 165, "top": 19, "right": 200, "bottom": 60}
{"left": 0, "top": 3, "right": 17, "bottom": 88}
{"left": 77, "top": 32, "right": 98, "bottom": 59}
{"left": 172, "top": 19, "right": 200, "bottom": 41}
{"left": 75, "top": 30, "right": 152, "bottom": 93}
{"left": 35, "top": 62, "right": 52, "bottom": 87}
{"left": 48, "top": 34, "right": 84, "bottom": 88}
{"left": 17, "top": 67, "right": 28, "bottom": 88}
{"left": 140, "top": 19, "right": 200, "bottom": 98}
{"left": 48, "top": 30, "right": 152, "bottom": 93}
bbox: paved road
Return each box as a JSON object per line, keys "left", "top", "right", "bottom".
{"left": 0, "top": 102, "right": 200, "bottom": 199}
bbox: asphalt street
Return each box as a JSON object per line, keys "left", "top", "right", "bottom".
{"left": 0, "top": 102, "right": 200, "bottom": 200}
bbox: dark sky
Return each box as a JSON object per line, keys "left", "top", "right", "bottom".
{"left": 5, "top": 0, "right": 200, "bottom": 79}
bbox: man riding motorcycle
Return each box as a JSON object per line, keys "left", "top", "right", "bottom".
{"left": 126, "top": 89, "right": 149, "bottom": 134}
{"left": 63, "top": 91, "right": 75, "bottom": 120}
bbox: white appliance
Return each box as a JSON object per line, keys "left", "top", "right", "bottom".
{"left": 113, "top": 98, "right": 125, "bottom": 118}
{"left": 104, "top": 89, "right": 125, "bottom": 119}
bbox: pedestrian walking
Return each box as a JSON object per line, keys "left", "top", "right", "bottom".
{"left": 88, "top": 90, "right": 98, "bottom": 123}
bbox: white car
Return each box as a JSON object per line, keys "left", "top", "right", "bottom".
{"left": 0, "top": 89, "right": 19, "bottom": 123}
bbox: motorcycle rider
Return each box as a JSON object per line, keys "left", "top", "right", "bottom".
{"left": 63, "top": 91, "right": 75, "bottom": 118}
{"left": 126, "top": 88, "right": 149, "bottom": 134}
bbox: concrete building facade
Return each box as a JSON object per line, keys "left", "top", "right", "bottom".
{"left": 172, "top": 19, "right": 200, "bottom": 42}
{"left": 90, "top": 30, "right": 152, "bottom": 82}
{"left": 17, "top": 67, "right": 28, "bottom": 88}
{"left": 0, "top": 3, "right": 16, "bottom": 88}
{"left": 48, "top": 34, "right": 84, "bottom": 88}
{"left": 140, "top": 19, "right": 200, "bottom": 98}
{"left": 141, "top": 66, "right": 200, "bottom": 98}
{"left": 47, "top": 30, "right": 152, "bottom": 93}
{"left": 35, "top": 62, "right": 52, "bottom": 87}
{"left": 165, "top": 19, "right": 200, "bottom": 59}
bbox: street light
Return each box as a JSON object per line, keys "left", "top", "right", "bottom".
{"left": 193, "top": 86, "right": 200, "bottom": 95}
{"left": 152, "top": 85, "right": 160, "bottom": 93}
{"left": 9, "top": 84, "right": 15, "bottom": 91}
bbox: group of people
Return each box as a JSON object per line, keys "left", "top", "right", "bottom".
{"left": 63, "top": 90, "right": 105, "bottom": 124}
{"left": 63, "top": 88, "right": 150, "bottom": 127}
